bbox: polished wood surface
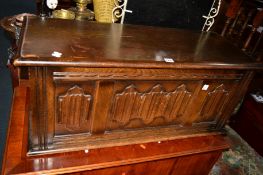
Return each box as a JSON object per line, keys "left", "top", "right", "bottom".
{"left": 1, "top": 86, "right": 229, "bottom": 174}
{"left": 69, "top": 152, "right": 222, "bottom": 175}
{"left": 1, "top": 86, "right": 29, "bottom": 175}
{"left": 14, "top": 17, "right": 263, "bottom": 69}
{"left": 10, "top": 17, "right": 262, "bottom": 155}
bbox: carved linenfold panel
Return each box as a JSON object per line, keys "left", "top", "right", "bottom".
{"left": 199, "top": 84, "right": 229, "bottom": 121}
{"left": 109, "top": 84, "right": 192, "bottom": 129}
{"left": 57, "top": 86, "right": 92, "bottom": 129}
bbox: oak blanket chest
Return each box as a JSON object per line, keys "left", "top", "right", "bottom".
{"left": 12, "top": 17, "right": 263, "bottom": 155}
{"left": 2, "top": 16, "right": 263, "bottom": 174}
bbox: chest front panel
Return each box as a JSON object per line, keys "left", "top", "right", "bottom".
{"left": 28, "top": 67, "right": 245, "bottom": 154}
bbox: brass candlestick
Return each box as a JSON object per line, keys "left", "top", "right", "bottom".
{"left": 69, "top": 0, "right": 94, "bottom": 20}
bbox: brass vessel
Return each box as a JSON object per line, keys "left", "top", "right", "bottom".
{"left": 52, "top": 9, "right": 75, "bottom": 20}
{"left": 52, "top": 0, "right": 94, "bottom": 20}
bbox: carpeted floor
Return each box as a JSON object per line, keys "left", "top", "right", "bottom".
{"left": 210, "top": 126, "right": 263, "bottom": 175}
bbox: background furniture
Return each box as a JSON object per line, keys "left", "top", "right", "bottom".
{"left": 214, "top": 0, "right": 263, "bottom": 57}
{"left": 230, "top": 93, "right": 263, "bottom": 156}
{"left": 229, "top": 50, "right": 263, "bottom": 157}
{"left": 217, "top": 0, "right": 263, "bottom": 157}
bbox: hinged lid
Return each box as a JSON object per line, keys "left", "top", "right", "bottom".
{"left": 14, "top": 16, "right": 263, "bottom": 70}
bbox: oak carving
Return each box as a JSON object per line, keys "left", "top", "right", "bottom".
{"left": 57, "top": 85, "right": 92, "bottom": 130}
{"left": 199, "top": 84, "right": 229, "bottom": 122}
{"left": 108, "top": 84, "right": 192, "bottom": 129}
{"left": 53, "top": 70, "right": 243, "bottom": 81}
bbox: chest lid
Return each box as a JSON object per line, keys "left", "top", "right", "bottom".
{"left": 14, "top": 16, "right": 263, "bottom": 70}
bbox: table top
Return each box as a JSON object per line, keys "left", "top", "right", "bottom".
{"left": 14, "top": 16, "right": 263, "bottom": 70}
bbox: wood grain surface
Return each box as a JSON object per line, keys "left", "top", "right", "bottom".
{"left": 14, "top": 17, "right": 263, "bottom": 70}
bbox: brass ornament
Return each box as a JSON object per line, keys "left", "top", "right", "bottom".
{"left": 68, "top": 0, "right": 95, "bottom": 20}
{"left": 52, "top": 0, "right": 94, "bottom": 20}
{"left": 52, "top": 9, "right": 75, "bottom": 20}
